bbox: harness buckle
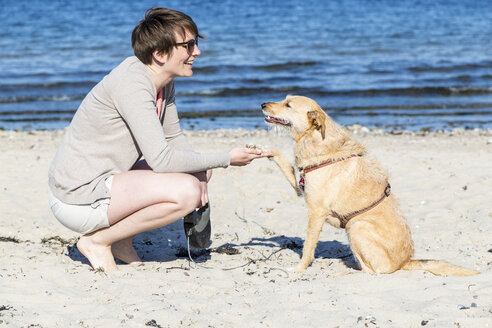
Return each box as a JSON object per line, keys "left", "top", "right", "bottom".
{"left": 299, "top": 176, "right": 305, "bottom": 191}
{"left": 384, "top": 183, "right": 391, "bottom": 197}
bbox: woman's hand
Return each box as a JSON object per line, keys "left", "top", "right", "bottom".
{"left": 229, "top": 147, "right": 273, "bottom": 166}
{"left": 193, "top": 170, "right": 211, "bottom": 207}
{"left": 199, "top": 181, "right": 208, "bottom": 207}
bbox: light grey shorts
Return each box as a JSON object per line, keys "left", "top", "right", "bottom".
{"left": 49, "top": 176, "right": 113, "bottom": 234}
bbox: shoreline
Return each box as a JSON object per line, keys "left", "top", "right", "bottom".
{"left": 2, "top": 123, "right": 492, "bottom": 136}
{"left": 1, "top": 127, "right": 491, "bottom": 327}
{"left": 2, "top": 115, "right": 492, "bottom": 134}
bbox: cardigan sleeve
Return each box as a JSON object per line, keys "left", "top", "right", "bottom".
{"left": 112, "top": 73, "right": 230, "bottom": 173}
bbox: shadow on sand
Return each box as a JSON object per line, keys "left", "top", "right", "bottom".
{"left": 213, "top": 235, "right": 358, "bottom": 269}
{"left": 65, "top": 225, "right": 357, "bottom": 270}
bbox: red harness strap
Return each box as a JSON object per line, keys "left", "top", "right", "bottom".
{"left": 331, "top": 183, "right": 391, "bottom": 228}
{"left": 297, "top": 154, "right": 391, "bottom": 229}
{"left": 298, "top": 154, "right": 362, "bottom": 192}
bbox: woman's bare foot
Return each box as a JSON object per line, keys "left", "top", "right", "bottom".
{"left": 111, "top": 238, "right": 142, "bottom": 264}
{"left": 77, "top": 235, "right": 118, "bottom": 271}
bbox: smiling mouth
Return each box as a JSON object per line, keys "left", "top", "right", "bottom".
{"left": 264, "top": 115, "right": 291, "bottom": 126}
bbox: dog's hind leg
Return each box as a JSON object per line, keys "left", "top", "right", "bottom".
{"left": 294, "top": 210, "right": 326, "bottom": 272}
{"left": 269, "top": 149, "right": 302, "bottom": 196}
{"left": 347, "top": 222, "right": 399, "bottom": 274}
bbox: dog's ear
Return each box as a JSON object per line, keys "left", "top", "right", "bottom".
{"left": 307, "top": 111, "right": 326, "bottom": 139}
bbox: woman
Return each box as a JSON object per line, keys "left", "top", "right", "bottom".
{"left": 48, "top": 7, "right": 271, "bottom": 271}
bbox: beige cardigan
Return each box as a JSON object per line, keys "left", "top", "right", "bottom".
{"left": 49, "top": 56, "right": 230, "bottom": 204}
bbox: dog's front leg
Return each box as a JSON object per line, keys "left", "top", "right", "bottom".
{"left": 294, "top": 208, "right": 326, "bottom": 272}
{"left": 269, "top": 149, "right": 302, "bottom": 196}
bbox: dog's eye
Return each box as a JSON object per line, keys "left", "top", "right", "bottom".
{"left": 285, "top": 102, "right": 291, "bottom": 108}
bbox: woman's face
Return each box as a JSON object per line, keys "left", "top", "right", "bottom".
{"left": 164, "top": 30, "right": 200, "bottom": 78}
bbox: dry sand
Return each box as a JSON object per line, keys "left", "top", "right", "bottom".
{"left": 1, "top": 127, "right": 491, "bottom": 327}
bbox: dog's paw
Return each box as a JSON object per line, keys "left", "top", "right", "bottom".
{"left": 246, "top": 143, "right": 269, "bottom": 151}
{"left": 246, "top": 143, "right": 274, "bottom": 157}
{"left": 293, "top": 264, "right": 307, "bottom": 273}
{"left": 261, "top": 148, "right": 281, "bottom": 160}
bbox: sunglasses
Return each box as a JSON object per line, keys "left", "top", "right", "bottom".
{"left": 175, "top": 37, "right": 199, "bottom": 55}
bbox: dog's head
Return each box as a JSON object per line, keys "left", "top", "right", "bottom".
{"left": 262, "top": 95, "right": 327, "bottom": 140}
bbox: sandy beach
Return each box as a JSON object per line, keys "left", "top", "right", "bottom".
{"left": 1, "top": 127, "right": 491, "bottom": 327}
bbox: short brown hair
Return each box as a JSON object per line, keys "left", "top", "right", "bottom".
{"left": 131, "top": 7, "right": 202, "bottom": 65}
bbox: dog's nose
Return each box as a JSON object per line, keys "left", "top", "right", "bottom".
{"left": 261, "top": 102, "right": 267, "bottom": 109}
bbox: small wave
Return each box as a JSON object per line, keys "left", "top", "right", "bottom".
{"left": 0, "top": 109, "right": 75, "bottom": 116}
{"left": 0, "top": 95, "right": 83, "bottom": 104}
{"left": 0, "top": 81, "right": 97, "bottom": 91}
{"left": 0, "top": 117, "right": 71, "bottom": 123}
{"left": 193, "top": 61, "right": 319, "bottom": 73}
{"left": 178, "top": 86, "right": 304, "bottom": 97}
{"left": 177, "top": 85, "right": 492, "bottom": 98}
{"left": 364, "top": 69, "right": 393, "bottom": 75}
{"left": 0, "top": 70, "right": 107, "bottom": 79}
{"left": 333, "top": 50, "right": 368, "bottom": 56}
{"left": 326, "top": 102, "right": 492, "bottom": 111}
{"left": 192, "top": 66, "right": 220, "bottom": 73}
{"left": 408, "top": 61, "right": 492, "bottom": 73}
{"left": 254, "top": 61, "right": 319, "bottom": 71}
{"left": 314, "top": 86, "right": 492, "bottom": 96}
{"left": 0, "top": 54, "right": 22, "bottom": 59}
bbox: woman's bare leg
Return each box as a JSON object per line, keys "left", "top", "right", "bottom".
{"left": 111, "top": 236, "right": 141, "bottom": 264}
{"left": 77, "top": 170, "right": 202, "bottom": 271}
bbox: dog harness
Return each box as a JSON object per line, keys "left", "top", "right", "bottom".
{"left": 331, "top": 183, "right": 391, "bottom": 228}
{"left": 298, "top": 154, "right": 391, "bottom": 228}
{"left": 298, "top": 154, "right": 362, "bottom": 192}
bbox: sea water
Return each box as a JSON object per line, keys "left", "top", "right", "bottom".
{"left": 1, "top": 0, "right": 491, "bottom": 131}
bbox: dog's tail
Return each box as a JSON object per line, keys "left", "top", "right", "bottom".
{"left": 401, "top": 259, "right": 480, "bottom": 276}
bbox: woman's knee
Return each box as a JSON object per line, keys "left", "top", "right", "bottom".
{"left": 175, "top": 175, "right": 202, "bottom": 210}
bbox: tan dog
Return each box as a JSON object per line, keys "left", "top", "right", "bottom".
{"left": 261, "top": 95, "right": 479, "bottom": 276}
